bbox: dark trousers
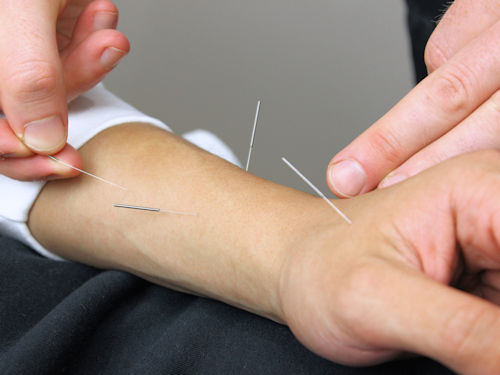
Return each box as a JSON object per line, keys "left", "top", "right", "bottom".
{"left": 0, "top": 237, "right": 453, "bottom": 374}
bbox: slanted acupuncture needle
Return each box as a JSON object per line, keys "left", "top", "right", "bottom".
{"left": 281, "top": 157, "right": 352, "bottom": 224}
{"left": 245, "top": 100, "right": 261, "bottom": 172}
{"left": 48, "top": 156, "right": 197, "bottom": 216}
{"left": 48, "top": 155, "right": 127, "bottom": 191}
{"left": 112, "top": 204, "right": 197, "bottom": 216}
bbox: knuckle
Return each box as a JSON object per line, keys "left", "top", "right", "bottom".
{"left": 336, "top": 260, "right": 388, "bottom": 322}
{"left": 5, "top": 61, "right": 60, "bottom": 104}
{"left": 368, "top": 129, "right": 404, "bottom": 165}
{"left": 424, "top": 39, "right": 448, "bottom": 72}
{"left": 429, "top": 64, "right": 473, "bottom": 114}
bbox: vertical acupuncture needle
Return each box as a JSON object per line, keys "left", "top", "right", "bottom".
{"left": 245, "top": 100, "right": 261, "bottom": 172}
{"left": 281, "top": 157, "right": 352, "bottom": 224}
{"left": 48, "top": 155, "right": 127, "bottom": 191}
{"left": 112, "top": 204, "right": 197, "bottom": 216}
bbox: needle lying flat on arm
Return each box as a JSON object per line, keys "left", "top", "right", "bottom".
{"left": 113, "top": 204, "right": 197, "bottom": 216}
{"left": 281, "top": 157, "right": 352, "bottom": 224}
{"left": 245, "top": 100, "right": 261, "bottom": 172}
{"left": 48, "top": 155, "right": 127, "bottom": 191}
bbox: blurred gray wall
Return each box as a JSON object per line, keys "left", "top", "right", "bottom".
{"left": 105, "top": 1, "right": 413, "bottom": 194}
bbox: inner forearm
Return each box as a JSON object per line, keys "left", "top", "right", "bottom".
{"left": 28, "top": 123, "right": 338, "bottom": 321}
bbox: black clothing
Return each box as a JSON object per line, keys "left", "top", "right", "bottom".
{"left": 0, "top": 238, "right": 453, "bottom": 374}
{"left": 405, "top": 0, "right": 451, "bottom": 82}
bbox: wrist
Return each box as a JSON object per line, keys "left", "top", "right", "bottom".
{"left": 276, "top": 197, "right": 350, "bottom": 325}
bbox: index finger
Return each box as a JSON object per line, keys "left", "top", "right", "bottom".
{"left": 327, "top": 20, "right": 500, "bottom": 197}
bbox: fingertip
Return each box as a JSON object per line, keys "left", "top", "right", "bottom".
{"left": 0, "top": 144, "right": 82, "bottom": 181}
{"left": 89, "top": 0, "right": 119, "bottom": 19}
{"left": 100, "top": 46, "right": 128, "bottom": 71}
{"left": 92, "top": 0, "right": 120, "bottom": 30}
{"left": 58, "top": 0, "right": 121, "bottom": 55}
{"left": 48, "top": 145, "right": 83, "bottom": 179}
{"left": 94, "top": 11, "right": 118, "bottom": 31}
{"left": 23, "top": 115, "right": 67, "bottom": 154}
{"left": 63, "top": 29, "right": 129, "bottom": 99}
{"left": 327, "top": 159, "right": 367, "bottom": 198}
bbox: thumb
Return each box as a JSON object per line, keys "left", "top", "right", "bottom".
{"left": 0, "top": 0, "right": 68, "bottom": 154}
{"left": 366, "top": 264, "right": 500, "bottom": 374}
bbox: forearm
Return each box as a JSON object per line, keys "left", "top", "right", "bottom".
{"left": 28, "top": 122, "right": 500, "bottom": 373}
{"left": 28, "top": 123, "right": 345, "bottom": 321}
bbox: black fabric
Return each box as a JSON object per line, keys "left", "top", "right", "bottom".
{"left": 0, "top": 236, "right": 454, "bottom": 374}
{"left": 405, "top": 0, "right": 452, "bottom": 83}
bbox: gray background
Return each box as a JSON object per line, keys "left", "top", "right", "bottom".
{"left": 105, "top": 1, "right": 413, "bottom": 194}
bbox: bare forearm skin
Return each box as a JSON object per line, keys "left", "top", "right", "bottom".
{"left": 29, "top": 123, "right": 500, "bottom": 373}
{"left": 28, "top": 123, "right": 346, "bottom": 322}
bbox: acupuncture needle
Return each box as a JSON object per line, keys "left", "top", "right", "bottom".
{"left": 281, "top": 157, "right": 352, "bottom": 224}
{"left": 48, "top": 155, "right": 127, "bottom": 191}
{"left": 245, "top": 100, "right": 261, "bottom": 172}
{"left": 49, "top": 156, "right": 198, "bottom": 216}
{"left": 113, "top": 204, "right": 197, "bottom": 216}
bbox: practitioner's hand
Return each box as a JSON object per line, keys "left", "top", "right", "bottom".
{"left": 281, "top": 150, "right": 500, "bottom": 374}
{"left": 326, "top": 0, "right": 500, "bottom": 197}
{"left": 0, "top": 0, "right": 129, "bottom": 181}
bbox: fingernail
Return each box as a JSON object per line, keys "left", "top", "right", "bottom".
{"left": 379, "top": 173, "right": 407, "bottom": 189}
{"left": 24, "top": 115, "right": 66, "bottom": 153}
{"left": 328, "top": 159, "right": 366, "bottom": 197}
{"left": 94, "top": 12, "right": 118, "bottom": 30}
{"left": 101, "top": 47, "right": 127, "bottom": 69}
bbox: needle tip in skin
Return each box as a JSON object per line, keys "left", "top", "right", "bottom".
{"left": 48, "top": 155, "right": 127, "bottom": 191}
{"left": 281, "top": 157, "right": 352, "bottom": 224}
{"left": 245, "top": 100, "right": 262, "bottom": 172}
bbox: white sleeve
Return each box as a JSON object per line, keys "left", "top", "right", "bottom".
{"left": 0, "top": 84, "right": 240, "bottom": 261}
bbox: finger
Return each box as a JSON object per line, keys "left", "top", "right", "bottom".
{"left": 482, "top": 271, "right": 500, "bottom": 291}
{"left": 425, "top": 0, "right": 500, "bottom": 72}
{"left": 56, "top": 0, "right": 96, "bottom": 50}
{"left": 0, "top": 118, "right": 33, "bottom": 158}
{"left": 479, "top": 285, "right": 500, "bottom": 306}
{"left": 0, "top": 145, "right": 82, "bottom": 181}
{"left": 58, "top": 0, "right": 119, "bottom": 54}
{"left": 0, "top": 0, "right": 68, "bottom": 155}
{"left": 480, "top": 272, "right": 500, "bottom": 305}
{"left": 62, "top": 29, "right": 129, "bottom": 101}
{"left": 327, "top": 20, "right": 500, "bottom": 198}
{"left": 378, "top": 89, "right": 500, "bottom": 188}
{"left": 358, "top": 263, "right": 500, "bottom": 374}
